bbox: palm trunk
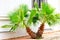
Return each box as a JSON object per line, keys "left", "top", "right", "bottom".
{"left": 36, "top": 23, "right": 44, "bottom": 38}
{"left": 23, "top": 22, "right": 37, "bottom": 39}
{"left": 26, "top": 27, "right": 37, "bottom": 39}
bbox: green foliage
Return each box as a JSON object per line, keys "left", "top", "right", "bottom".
{"left": 55, "top": 14, "right": 60, "bottom": 23}
{"left": 47, "top": 14, "right": 60, "bottom": 26}
{"left": 10, "top": 24, "right": 18, "bottom": 31}
{"left": 46, "top": 15, "right": 57, "bottom": 26}
{"left": 32, "top": 14, "right": 39, "bottom": 24}
{"left": 9, "top": 11, "right": 20, "bottom": 24}
{"left": 8, "top": 2, "right": 39, "bottom": 29}
{"left": 32, "top": 2, "right": 40, "bottom": 24}
{"left": 55, "top": 14, "right": 60, "bottom": 19}
{"left": 20, "top": 4, "right": 28, "bottom": 15}
{"left": 28, "top": 8, "right": 37, "bottom": 24}
{"left": 9, "top": 2, "right": 60, "bottom": 27}
{"left": 1, "top": 24, "right": 18, "bottom": 31}
{"left": 19, "top": 4, "right": 28, "bottom": 19}
{"left": 42, "top": 3, "right": 55, "bottom": 15}
{"left": 8, "top": 4, "right": 29, "bottom": 31}
{"left": 34, "top": 2, "right": 39, "bottom": 10}
{"left": 40, "top": 2, "right": 60, "bottom": 26}
{"left": 28, "top": 2, "right": 39, "bottom": 24}
{"left": 1, "top": 2, "right": 60, "bottom": 31}
{"left": 1, "top": 25, "right": 13, "bottom": 28}
{"left": 9, "top": 4, "right": 28, "bottom": 24}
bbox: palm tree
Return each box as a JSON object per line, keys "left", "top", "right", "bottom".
{"left": 36, "top": 2, "right": 60, "bottom": 38}
{"left": 1, "top": 2, "right": 38, "bottom": 38}
{"left": 2, "top": 2, "right": 60, "bottom": 39}
{"left": 8, "top": 4, "right": 37, "bottom": 39}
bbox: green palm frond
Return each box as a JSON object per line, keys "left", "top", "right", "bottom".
{"left": 30, "top": 2, "right": 40, "bottom": 24}
{"left": 1, "top": 25, "right": 13, "bottom": 28}
{"left": 19, "top": 4, "right": 28, "bottom": 17}
{"left": 2, "top": 2, "right": 60, "bottom": 31}
{"left": 8, "top": 4, "right": 28, "bottom": 30}
{"left": 34, "top": 2, "right": 39, "bottom": 10}
{"left": 9, "top": 4, "right": 28, "bottom": 23}
{"left": 1, "top": 24, "right": 18, "bottom": 31}
{"left": 18, "top": 5, "right": 28, "bottom": 27}
{"left": 19, "top": 9, "right": 24, "bottom": 22}
{"left": 9, "top": 11, "right": 20, "bottom": 24}
{"left": 55, "top": 14, "right": 60, "bottom": 23}
{"left": 28, "top": 8, "right": 37, "bottom": 24}
{"left": 46, "top": 15, "right": 57, "bottom": 26}
{"left": 32, "top": 13, "right": 39, "bottom": 24}
{"left": 46, "top": 13, "right": 60, "bottom": 26}
{"left": 55, "top": 14, "right": 60, "bottom": 19}
{"left": 39, "top": 2, "right": 60, "bottom": 26}
{"left": 42, "top": 2, "right": 55, "bottom": 15}
{"left": 38, "top": 10, "right": 45, "bottom": 21}
{"left": 10, "top": 24, "right": 18, "bottom": 31}
{"left": 27, "top": 2, "right": 40, "bottom": 24}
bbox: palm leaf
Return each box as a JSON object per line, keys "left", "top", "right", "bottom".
{"left": 28, "top": 8, "right": 37, "bottom": 24}
{"left": 8, "top": 4, "right": 28, "bottom": 30}
{"left": 9, "top": 11, "right": 20, "bottom": 24}
{"left": 18, "top": 5, "right": 28, "bottom": 27}
{"left": 34, "top": 2, "right": 39, "bottom": 10}
{"left": 19, "top": 4, "right": 28, "bottom": 17}
{"left": 47, "top": 14, "right": 59, "bottom": 26}
{"left": 1, "top": 25, "right": 13, "bottom": 28}
{"left": 42, "top": 3, "right": 55, "bottom": 15}
{"left": 55, "top": 14, "right": 60, "bottom": 19}
{"left": 19, "top": 9, "right": 24, "bottom": 22}
{"left": 10, "top": 24, "right": 18, "bottom": 31}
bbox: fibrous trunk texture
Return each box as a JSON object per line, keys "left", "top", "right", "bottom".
{"left": 36, "top": 23, "right": 44, "bottom": 38}
{"left": 25, "top": 22, "right": 44, "bottom": 39}
{"left": 26, "top": 27, "right": 37, "bottom": 39}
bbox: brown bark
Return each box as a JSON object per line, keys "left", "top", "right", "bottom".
{"left": 23, "top": 22, "right": 37, "bottom": 39}
{"left": 36, "top": 23, "right": 44, "bottom": 38}
{"left": 26, "top": 27, "right": 37, "bottom": 39}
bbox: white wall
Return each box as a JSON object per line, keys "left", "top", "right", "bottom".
{"left": 0, "top": 0, "right": 32, "bottom": 16}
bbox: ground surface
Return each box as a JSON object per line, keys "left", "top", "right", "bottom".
{"left": 4, "top": 30, "right": 60, "bottom": 40}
